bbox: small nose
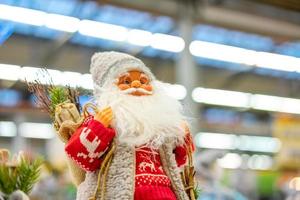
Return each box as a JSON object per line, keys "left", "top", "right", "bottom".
{"left": 131, "top": 80, "right": 141, "bottom": 88}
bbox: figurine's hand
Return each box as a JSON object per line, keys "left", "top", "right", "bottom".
{"left": 94, "top": 107, "right": 113, "bottom": 128}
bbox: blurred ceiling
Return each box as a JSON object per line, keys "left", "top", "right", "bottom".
{"left": 252, "top": 0, "right": 300, "bottom": 12}
{"left": 93, "top": 0, "right": 300, "bottom": 39}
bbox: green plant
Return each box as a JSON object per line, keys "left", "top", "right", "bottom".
{"left": 194, "top": 185, "right": 201, "bottom": 199}
{"left": 0, "top": 158, "right": 43, "bottom": 196}
{"left": 49, "top": 86, "right": 68, "bottom": 116}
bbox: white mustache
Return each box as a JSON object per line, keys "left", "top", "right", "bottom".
{"left": 121, "top": 87, "right": 153, "bottom": 95}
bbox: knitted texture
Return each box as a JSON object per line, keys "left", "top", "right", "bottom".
{"left": 90, "top": 51, "right": 155, "bottom": 88}
{"left": 105, "top": 143, "right": 135, "bottom": 200}
{"left": 76, "top": 143, "right": 135, "bottom": 200}
{"left": 135, "top": 147, "right": 176, "bottom": 200}
{"left": 159, "top": 141, "right": 189, "bottom": 200}
{"left": 75, "top": 141, "right": 189, "bottom": 200}
{"left": 135, "top": 186, "right": 177, "bottom": 200}
{"left": 135, "top": 147, "right": 171, "bottom": 187}
{"left": 65, "top": 118, "right": 115, "bottom": 171}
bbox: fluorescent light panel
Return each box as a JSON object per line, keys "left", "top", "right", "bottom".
{"left": 150, "top": 33, "right": 185, "bottom": 53}
{"left": 80, "top": 74, "right": 94, "bottom": 90}
{"left": 78, "top": 20, "right": 128, "bottom": 42}
{"left": 0, "top": 121, "right": 17, "bottom": 137}
{"left": 0, "top": 4, "right": 184, "bottom": 53}
{"left": 251, "top": 94, "right": 300, "bottom": 114}
{"left": 0, "top": 64, "right": 21, "bottom": 81}
{"left": 195, "top": 132, "right": 281, "bottom": 153}
{"left": 164, "top": 84, "right": 187, "bottom": 100}
{"left": 217, "top": 153, "right": 273, "bottom": 170}
{"left": 19, "top": 66, "right": 42, "bottom": 82}
{"left": 127, "top": 29, "right": 152, "bottom": 46}
{"left": 247, "top": 154, "right": 273, "bottom": 170}
{"left": 62, "top": 71, "right": 82, "bottom": 87}
{"left": 19, "top": 122, "right": 54, "bottom": 139}
{"left": 192, "top": 87, "right": 300, "bottom": 114}
{"left": 190, "top": 40, "right": 300, "bottom": 73}
{"left": 195, "top": 132, "right": 237, "bottom": 150}
{"left": 45, "top": 14, "right": 80, "bottom": 33}
{"left": 192, "top": 87, "right": 250, "bottom": 108}
{"left": 0, "top": 4, "right": 45, "bottom": 26}
{"left": 217, "top": 153, "right": 242, "bottom": 169}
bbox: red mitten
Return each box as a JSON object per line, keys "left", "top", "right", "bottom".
{"left": 65, "top": 118, "right": 115, "bottom": 171}
{"left": 174, "top": 145, "right": 187, "bottom": 167}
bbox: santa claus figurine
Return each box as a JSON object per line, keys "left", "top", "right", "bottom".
{"left": 63, "top": 51, "right": 195, "bottom": 200}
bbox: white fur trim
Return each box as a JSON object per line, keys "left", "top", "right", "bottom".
{"left": 90, "top": 51, "right": 155, "bottom": 88}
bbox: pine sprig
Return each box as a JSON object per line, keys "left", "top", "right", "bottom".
{"left": 49, "top": 87, "right": 68, "bottom": 115}
{"left": 194, "top": 185, "right": 201, "bottom": 199}
{"left": 0, "top": 164, "right": 18, "bottom": 195}
{"left": 16, "top": 158, "right": 43, "bottom": 194}
{"left": 0, "top": 158, "right": 43, "bottom": 196}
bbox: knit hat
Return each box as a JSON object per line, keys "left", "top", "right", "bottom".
{"left": 90, "top": 51, "right": 155, "bottom": 88}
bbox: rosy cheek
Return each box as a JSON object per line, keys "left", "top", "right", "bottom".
{"left": 118, "top": 84, "right": 130, "bottom": 90}
{"left": 141, "top": 84, "right": 153, "bottom": 91}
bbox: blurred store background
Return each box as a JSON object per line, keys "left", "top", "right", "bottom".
{"left": 0, "top": 0, "right": 300, "bottom": 199}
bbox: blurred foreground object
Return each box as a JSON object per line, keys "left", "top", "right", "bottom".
{"left": 0, "top": 149, "right": 43, "bottom": 200}
{"left": 195, "top": 150, "right": 248, "bottom": 200}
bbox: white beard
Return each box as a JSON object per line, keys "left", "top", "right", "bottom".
{"left": 94, "top": 80, "right": 186, "bottom": 149}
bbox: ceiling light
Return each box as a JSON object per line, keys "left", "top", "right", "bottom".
{"left": 0, "top": 4, "right": 46, "bottom": 26}
{"left": 62, "top": 71, "right": 82, "bottom": 87}
{"left": 247, "top": 154, "right": 273, "bottom": 170}
{"left": 190, "top": 40, "right": 300, "bottom": 73}
{"left": 251, "top": 94, "right": 300, "bottom": 114}
{"left": 45, "top": 14, "right": 80, "bottom": 33}
{"left": 79, "top": 73, "right": 94, "bottom": 90}
{"left": 19, "top": 122, "right": 54, "bottom": 139}
{"left": 127, "top": 29, "right": 152, "bottom": 46}
{"left": 0, "top": 121, "right": 17, "bottom": 137}
{"left": 195, "top": 132, "right": 237, "bottom": 150}
{"left": 79, "top": 20, "right": 128, "bottom": 42}
{"left": 217, "top": 153, "right": 242, "bottom": 169}
{"left": 192, "top": 87, "right": 251, "bottom": 108}
{"left": 150, "top": 33, "right": 185, "bottom": 53}
{"left": 0, "top": 64, "right": 21, "bottom": 81}
{"left": 165, "top": 84, "right": 187, "bottom": 100}
{"left": 195, "top": 132, "right": 281, "bottom": 153}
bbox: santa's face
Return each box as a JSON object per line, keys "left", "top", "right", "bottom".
{"left": 116, "top": 70, "right": 153, "bottom": 96}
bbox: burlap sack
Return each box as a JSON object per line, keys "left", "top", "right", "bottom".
{"left": 54, "top": 102, "right": 83, "bottom": 143}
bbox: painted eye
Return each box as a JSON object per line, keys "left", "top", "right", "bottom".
{"left": 140, "top": 76, "right": 148, "bottom": 84}
{"left": 124, "top": 77, "right": 131, "bottom": 84}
